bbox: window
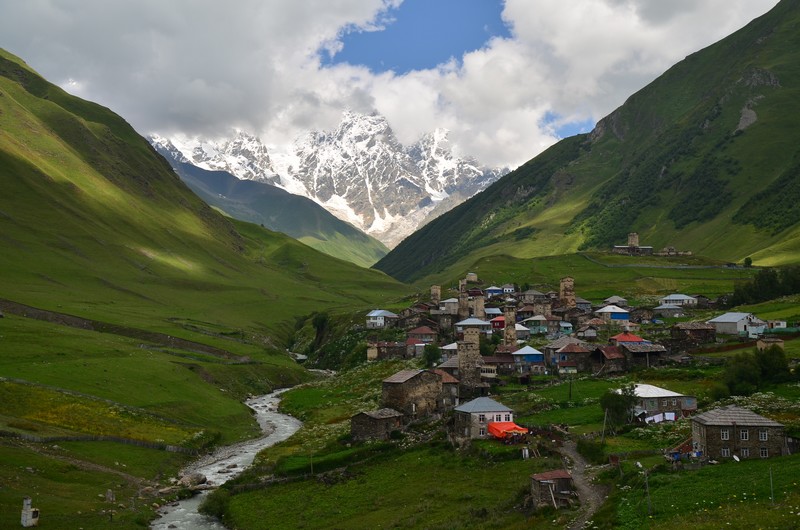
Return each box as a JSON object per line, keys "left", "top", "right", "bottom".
{"left": 759, "top": 429, "right": 768, "bottom": 441}
{"left": 504, "top": 414, "right": 511, "bottom": 422}
{"left": 671, "top": 399, "right": 677, "bottom": 406}
{"left": 478, "top": 414, "right": 485, "bottom": 423}
{"left": 479, "top": 428, "right": 485, "bottom": 436}
{"left": 720, "top": 428, "right": 729, "bottom": 441}
{"left": 721, "top": 447, "right": 730, "bottom": 457}
{"left": 662, "top": 399, "right": 668, "bottom": 407}
{"left": 740, "top": 429, "right": 749, "bottom": 441}
{"left": 741, "top": 448, "right": 750, "bottom": 458}
{"left": 760, "top": 447, "right": 769, "bottom": 458}
{"left": 496, "top": 414, "right": 502, "bottom": 422}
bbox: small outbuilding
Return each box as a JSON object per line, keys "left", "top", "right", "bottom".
{"left": 350, "top": 409, "right": 404, "bottom": 441}
{"left": 530, "top": 470, "right": 575, "bottom": 509}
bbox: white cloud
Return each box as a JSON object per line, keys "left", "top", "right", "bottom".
{"left": 0, "top": 0, "right": 780, "bottom": 169}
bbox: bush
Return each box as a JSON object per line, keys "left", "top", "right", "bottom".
{"left": 577, "top": 438, "right": 606, "bottom": 465}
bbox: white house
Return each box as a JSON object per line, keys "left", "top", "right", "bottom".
{"left": 366, "top": 309, "right": 398, "bottom": 329}
{"left": 454, "top": 397, "right": 514, "bottom": 438}
{"left": 659, "top": 294, "right": 697, "bottom": 307}
{"left": 707, "top": 312, "right": 767, "bottom": 337}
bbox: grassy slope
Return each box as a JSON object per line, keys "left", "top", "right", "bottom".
{"left": 375, "top": 0, "right": 800, "bottom": 283}
{"left": 418, "top": 252, "right": 757, "bottom": 303}
{"left": 0, "top": 48, "right": 410, "bottom": 527}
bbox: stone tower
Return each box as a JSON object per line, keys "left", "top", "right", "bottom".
{"left": 463, "top": 327, "right": 480, "bottom": 348}
{"left": 503, "top": 306, "right": 517, "bottom": 346}
{"left": 559, "top": 276, "right": 576, "bottom": 308}
{"left": 458, "top": 291, "right": 469, "bottom": 320}
{"left": 628, "top": 232, "right": 640, "bottom": 247}
{"left": 430, "top": 285, "right": 441, "bottom": 305}
{"left": 470, "top": 294, "right": 485, "bottom": 320}
{"left": 457, "top": 338, "right": 482, "bottom": 393}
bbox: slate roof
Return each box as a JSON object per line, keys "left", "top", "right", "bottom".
{"left": 430, "top": 369, "right": 459, "bottom": 385}
{"left": 455, "top": 397, "right": 512, "bottom": 414}
{"left": 545, "top": 336, "right": 590, "bottom": 350}
{"left": 383, "top": 369, "right": 423, "bottom": 384}
{"left": 620, "top": 343, "right": 668, "bottom": 353}
{"left": 358, "top": 408, "right": 403, "bottom": 419}
{"left": 692, "top": 405, "right": 783, "bottom": 427}
{"left": 557, "top": 343, "right": 590, "bottom": 354}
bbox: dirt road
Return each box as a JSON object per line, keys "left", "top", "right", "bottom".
{"left": 559, "top": 440, "right": 609, "bottom": 530}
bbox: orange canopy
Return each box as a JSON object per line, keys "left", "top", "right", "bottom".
{"left": 488, "top": 421, "right": 528, "bottom": 439}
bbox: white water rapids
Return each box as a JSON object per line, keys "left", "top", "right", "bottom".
{"left": 150, "top": 389, "right": 302, "bottom": 530}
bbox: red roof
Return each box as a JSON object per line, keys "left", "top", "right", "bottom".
{"left": 431, "top": 369, "right": 459, "bottom": 385}
{"left": 405, "top": 338, "right": 423, "bottom": 345}
{"left": 558, "top": 343, "right": 590, "bottom": 354}
{"left": 532, "top": 469, "right": 572, "bottom": 481}
{"left": 611, "top": 332, "right": 644, "bottom": 343}
{"left": 601, "top": 346, "right": 626, "bottom": 360}
{"left": 558, "top": 360, "right": 578, "bottom": 367}
{"left": 490, "top": 316, "right": 506, "bottom": 322}
{"left": 409, "top": 326, "right": 437, "bottom": 335}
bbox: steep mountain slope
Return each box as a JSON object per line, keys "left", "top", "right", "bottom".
{"left": 375, "top": 0, "right": 800, "bottom": 283}
{"left": 162, "top": 112, "right": 506, "bottom": 248}
{"left": 0, "top": 46, "right": 411, "bottom": 525}
{"left": 151, "top": 137, "right": 388, "bottom": 267}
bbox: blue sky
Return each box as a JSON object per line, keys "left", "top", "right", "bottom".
{"left": 322, "top": 0, "right": 511, "bottom": 74}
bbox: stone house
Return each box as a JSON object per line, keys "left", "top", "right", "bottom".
{"left": 431, "top": 369, "right": 460, "bottom": 409}
{"left": 350, "top": 408, "right": 404, "bottom": 441}
{"left": 530, "top": 470, "right": 575, "bottom": 509}
{"left": 670, "top": 322, "right": 716, "bottom": 344}
{"left": 590, "top": 345, "right": 627, "bottom": 374}
{"left": 692, "top": 405, "right": 788, "bottom": 460}
{"left": 453, "top": 397, "right": 514, "bottom": 439}
{"left": 367, "top": 341, "right": 407, "bottom": 361}
{"left": 619, "top": 342, "right": 669, "bottom": 368}
{"left": 408, "top": 325, "right": 438, "bottom": 343}
{"left": 757, "top": 336, "right": 785, "bottom": 351}
{"left": 555, "top": 343, "right": 592, "bottom": 372}
{"left": 543, "top": 336, "right": 591, "bottom": 367}
{"left": 381, "top": 369, "right": 443, "bottom": 419}
{"left": 627, "top": 383, "right": 697, "bottom": 423}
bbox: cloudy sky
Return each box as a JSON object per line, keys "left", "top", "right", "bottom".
{"left": 0, "top": 0, "right": 780, "bottom": 168}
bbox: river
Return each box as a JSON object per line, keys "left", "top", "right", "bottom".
{"left": 151, "top": 389, "right": 302, "bottom": 530}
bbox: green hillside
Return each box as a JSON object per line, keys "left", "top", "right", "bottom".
{"left": 0, "top": 47, "right": 408, "bottom": 527}
{"left": 156, "top": 154, "right": 389, "bottom": 268}
{"left": 375, "top": 0, "right": 800, "bottom": 283}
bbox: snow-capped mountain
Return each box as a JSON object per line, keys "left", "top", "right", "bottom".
{"left": 151, "top": 111, "right": 507, "bottom": 248}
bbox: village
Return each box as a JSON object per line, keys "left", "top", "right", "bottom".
{"left": 353, "top": 267, "right": 798, "bottom": 513}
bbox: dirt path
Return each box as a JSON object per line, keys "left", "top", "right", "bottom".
{"left": 559, "top": 440, "right": 608, "bottom": 530}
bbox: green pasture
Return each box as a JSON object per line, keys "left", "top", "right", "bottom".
{"left": 418, "top": 253, "right": 756, "bottom": 303}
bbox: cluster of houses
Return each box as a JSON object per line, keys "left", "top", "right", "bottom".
{"left": 356, "top": 273, "right": 795, "bottom": 510}
{"left": 367, "top": 274, "right": 786, "bottom": 381}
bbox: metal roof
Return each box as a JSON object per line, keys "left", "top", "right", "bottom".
{"left": 454, "top": 397, "right": 512, "bottom": 414}
{"left": 382, "top": 369, "right": 423, "bottom": 384}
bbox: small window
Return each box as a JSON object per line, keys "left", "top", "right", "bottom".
{"left": 759, "top": 429, "right": 768, "bottom": 441}
{"left": 496, "top": 414, "right": 502, "bottom": 422}
{"left": 721, "top": 447, "right": 730, "bottom": 457}
{"left": 760, "top": 447, "right": 769, "bottom": 458}
{"left": 479, "top": 428, "right": 485, "bottom": 436}
{"left": 504, "top": 414, "right": 511, "bottom": 422}
{"left": 720, "top": 429, "right": 729, "bottom": 441}
{"left": 662, "top": 399, "right": 668, "bottom": 407}
{"left": 671, "top": 399, "right": 677, "bottom": 406}
{"left": 478, "top": 414, "right": 485, "bottom": 422}
{"left": 740, "top": 429, "right": 749, "bottom": 441}
{"left": 741, "top": 448, "right": 750, "bottom": 458}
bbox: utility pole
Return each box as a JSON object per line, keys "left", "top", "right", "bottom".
{"left": 644, "top": 468, "right": 652, "bottom": 515}
{"left": 601, "top": 408, "right": 608, "bottom": 444}
{"left": 770, "top": 466, "right": 774, "bottom": 505}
